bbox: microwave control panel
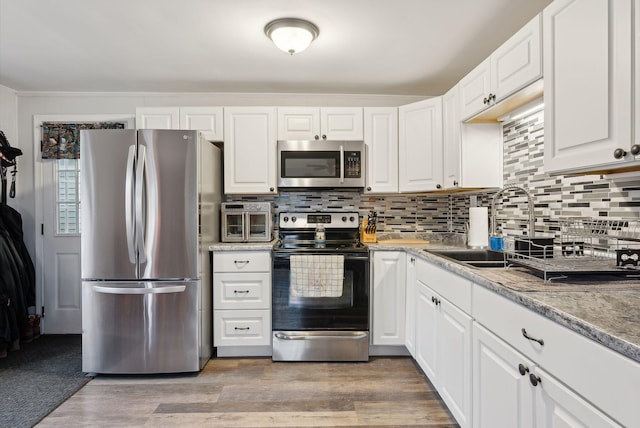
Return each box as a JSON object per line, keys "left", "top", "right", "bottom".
{"left": 344, "top": 151, "right": 362, "bottom": 178}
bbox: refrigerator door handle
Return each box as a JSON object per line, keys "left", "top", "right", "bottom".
{"left": 92, "top": 285, "right": 187, "bottom": 295}
{"left": 135, "top": 144, "right": 147, "bottom": 264}
{"left": 125, "top": 145, "right": 137, "bottom": 264}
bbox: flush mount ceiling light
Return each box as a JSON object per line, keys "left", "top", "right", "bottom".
{"left": 264, "top": 18, "right": 319, "bottom": 55}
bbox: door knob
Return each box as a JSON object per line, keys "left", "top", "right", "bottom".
{"left": 529, "top": 373, "right": 542, "bottom": 387}
{"left": 518, "top": 363, "right": 529, "bottom": 376}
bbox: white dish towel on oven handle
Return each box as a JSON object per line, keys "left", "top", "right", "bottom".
{"left": 290, "top": 255, "right": 344, "bottom": 297}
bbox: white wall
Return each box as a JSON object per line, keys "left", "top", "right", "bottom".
{"left": 16, "top": 91, "right": 425, "bottom": 257}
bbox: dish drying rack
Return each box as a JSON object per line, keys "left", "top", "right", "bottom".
{"left": 503, "top": 217, "right": 640, "bottom": 281}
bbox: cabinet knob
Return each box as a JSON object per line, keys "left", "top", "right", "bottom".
{"left": 453, "top": 180, "right": 458, "bottom": 186}
{"left": 436, "top": 184, "right": 442, "bottom": 189}
{"left": 270, "top": 187, "right": 275, "bottom": 192}
{"left": 518, "top": 363, "right": 529, "bottom": 376}
{"left": 322, "top": 134, "right": 327, "bottom": 140}
{"left": 483, "top": 97, "right": 489, "bottom": 105}
{"left": 490, "top": 93, "right": 496, "bottom": 102}
{"left": 314, "top": 135, "right": 320, "bottom": 140}
{"left": 366, "top": 186, "right": 372, "bottom": 191}
{"left": 410, "top": 257, "right": 415, "bottom": 263}
{"left": 529, "top": 373, "right": 542, "bottom": 387}
{"left": 613, "top": 148, "right": 627, "bottom": 159}
{"left": 630, "top": 144, "right": 640, "bottom": 156}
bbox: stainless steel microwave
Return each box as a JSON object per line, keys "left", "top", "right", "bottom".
{"left": 277, "top": 140, "right": 366, "bottom": 188}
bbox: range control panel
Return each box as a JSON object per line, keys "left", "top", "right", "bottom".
{"left": 279, "top": 212, "right": 359, "bottom": 229}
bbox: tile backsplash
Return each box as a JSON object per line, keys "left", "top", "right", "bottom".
{"left": 226, "top": 108, "right": 640, "bottom": 240}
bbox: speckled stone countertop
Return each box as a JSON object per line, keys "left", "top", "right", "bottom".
{"left": 212, "top": 236, "right": 640, "bottom": 363}
{"left": 394, "top": 244, "right": 640, "bottom": 364}
{"left": 209, "top": 240, "right": 277, "bottom": 251}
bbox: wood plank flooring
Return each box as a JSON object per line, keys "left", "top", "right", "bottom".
{"left": 37, "top": 357, "right": 459, "bottom": 427}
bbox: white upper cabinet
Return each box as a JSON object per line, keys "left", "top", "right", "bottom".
{"left": 179, "top": 107, "right": 224, "bottom": 141}
{"left": 135, "top": 106, "right": 223, "bottom": 141}
{"left": 223, "top": 107, "right": 277, "bottom": 195}
{"left": 136, "top": 107, "right": 179, "bottom": 129}
{"left": 443, "top": 86, "right": 502, "bottom": 190}
{"left": 398, "top": 97, "right": 443, "bottom": 192}
{"left": 277, "top": 107, "right": 363, "bottom": 140}
{"left": 459, "top": 14, "right": 542, "bottom": 121}
{"left": 544, "top": 0, "right": 636, "bottom": 174}
{"left": 364, "top": 107, "right": 399, "bottom": 193}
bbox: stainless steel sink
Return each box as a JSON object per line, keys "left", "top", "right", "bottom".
{"left": 425, "top": 248, "right": 506, "bottom": 269}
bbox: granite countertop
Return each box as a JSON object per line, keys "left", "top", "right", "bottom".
{"left": 209, "top": 240, "right": 277, "bottom": 251}
{"left": 402, "top": 245, "right": 640, "bottom": 364}
{"left": 211, "top": 237, "right": 640, "bottom": 363}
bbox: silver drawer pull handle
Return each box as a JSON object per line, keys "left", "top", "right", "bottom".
{"left": 233, "top": 290, "right": 250, "bottom": 294}
{"left": 234, "top": 327, "right": 250, "bottom": 331}
{"left": 234, "top": 260, "right": 250, "bottom": 265}
{"left": 522, "top": 328, "right": 544, "bottom": 346}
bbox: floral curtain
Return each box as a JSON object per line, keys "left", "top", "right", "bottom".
{"left": 41, "top": 122, "right": 126, "bottom": 159}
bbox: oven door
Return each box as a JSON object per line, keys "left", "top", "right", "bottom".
{"left": 272, "top": 251, "right": 369, "bottom": 331}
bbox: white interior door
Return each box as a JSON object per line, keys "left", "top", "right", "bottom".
{"left": 42, "top": 159, "right": 82, "bottom": 333}
{"left": 34, "top": 114, "right": 135, "bottom": 334}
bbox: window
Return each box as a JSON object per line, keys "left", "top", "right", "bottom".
{"left": 56, "top": 159, "right": 80, "bottom": 234}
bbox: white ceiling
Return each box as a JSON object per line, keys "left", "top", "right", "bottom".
{"left": 0, "top": 0, "right": 552, "bottom": 96}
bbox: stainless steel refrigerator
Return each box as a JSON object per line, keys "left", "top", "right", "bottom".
{"left": 80, "top": 129, "right": 221, "bottom": 374}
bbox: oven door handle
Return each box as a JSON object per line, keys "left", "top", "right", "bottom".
{"left": 272, "top": 253, "right": 369, "bottom": 261}
{"left": 274, "top": 332, "right": 369, "bottom": 341}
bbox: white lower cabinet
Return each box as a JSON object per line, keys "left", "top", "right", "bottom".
{"left": 473, "top": 322, "right": 620, "bottom": 428}
{"left": 414, "top": 258, "right": 472, "bottom": 427}
{"left": 473, "top": 284, "right": 635, "bottom": 427}
{"left": 212, "top": 250, "right": 271, "bottom": 356}
{"left": 404, "top": 255, "right": 417, "bottom": 357}
{"left": 371, "top": 251, "right": 406, "bottom": 346}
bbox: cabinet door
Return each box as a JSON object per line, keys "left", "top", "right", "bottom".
{"left": 398, "top": 98, "right": 443, "bottom": 192}
{"left": 223, "top": 107, "right": 277, "bottom": 194}
{"left": 180, "top": 106, "right": 223, "bottom": 141}
{"left": 459, "top": 58, "right": 491, "bottom": 120}
{"left": 473, "top": 322, "right": 534, "bottom": 428}
{"left": 533, "top": 366, "right": 621, "bottom": 428}
{"left": 415, "top": 280, "right": 439, "bottom": 382}
{"left": 364, "top": 107, "right": 398, "bottom": 193}
{"left": 543, "top": 0, "right": 633, "bottom": 173}
{"left": 135, "top": 107, "right": 179, "bottom": 129}
{"left": 404, "top": 255, "right": 417, "bottom": 357}
{"left": 277, "top": 107, "right": 320, "bottom": 140}
{"left": 442, "top": 86, "right": 461, "bottom": 189}
{"left": 371, "top": 251, "right": 406, "bottom": 346}
{"left": 321, "top": 107, "right": 364, "bottom": 140}
{"left": 438, "top": 298, "right": 473, "bottom": 428}
{"left": 491, "top": 14, "right": 542, "bottom": 101}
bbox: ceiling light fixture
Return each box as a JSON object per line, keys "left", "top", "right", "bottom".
{"left": 264, "top": 18, "right": 319, "bottom": 55}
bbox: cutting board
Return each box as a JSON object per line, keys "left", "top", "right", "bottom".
{"left": 376, "top": 239, "right": 430, "bottom": 245}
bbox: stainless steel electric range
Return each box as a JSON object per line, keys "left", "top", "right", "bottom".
{"left": 271, "top": 211, "right": 370, "bottom": 362}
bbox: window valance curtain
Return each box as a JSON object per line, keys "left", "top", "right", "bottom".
{"left": 41, "top": 122, "right": 126, "bottom": 159}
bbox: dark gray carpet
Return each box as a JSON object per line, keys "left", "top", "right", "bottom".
{"left": 0, "top": 334, "right": 92, "bottom": 427}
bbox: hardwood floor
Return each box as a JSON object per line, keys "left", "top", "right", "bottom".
{"left": 37, "top": 357, "right": 459, "bottom": 427}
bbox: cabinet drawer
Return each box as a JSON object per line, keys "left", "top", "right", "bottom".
{"left": 416, "top": 257, "right": 471, "bottom": 313}
{"left": 473, "top": 285, "right": 639, "bottom": 427}
{"left": 214, "top": 272, "right": 271, "bottom": 310}
{"left": 213, "top": 309, "right": 271, "bottom": 347}
{"left": 213, "top": 251, "right": 271, "bottom": 273}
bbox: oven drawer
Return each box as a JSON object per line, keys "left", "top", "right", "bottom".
{"left": 213, "top": 309, "right": 271, "bottom": 347}
{"left": 214, "top": 272, "right": 271, "bottom": 310}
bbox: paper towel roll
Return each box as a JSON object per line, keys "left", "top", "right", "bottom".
{"left": 468, "top": 207, "right": 489, "bottom": 248}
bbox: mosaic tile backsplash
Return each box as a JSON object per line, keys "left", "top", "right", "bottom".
{"left": 226, "top": 108, "right": 640, "bottom": 241}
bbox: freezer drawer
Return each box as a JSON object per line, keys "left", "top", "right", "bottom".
{"left": 82, "top": 280, "right": 200, "bottom": 374}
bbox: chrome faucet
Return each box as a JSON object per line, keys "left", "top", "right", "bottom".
{"left": 490, "top": 185, "right": 535, "bottom": 237}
